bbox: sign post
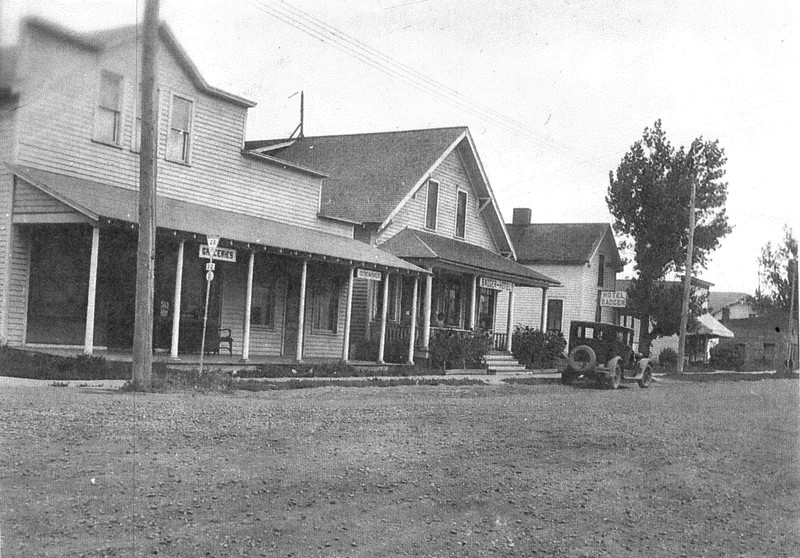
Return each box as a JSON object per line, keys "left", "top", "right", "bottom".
{"left": 198, "top": 236, "right": 220, "bottom": 374}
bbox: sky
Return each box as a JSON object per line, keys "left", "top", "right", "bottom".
{"left": 2, "top": 0, "right": 797, "bottom": 294}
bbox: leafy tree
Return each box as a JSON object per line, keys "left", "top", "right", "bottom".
{"left": 608, "top": 120, "right": 731, "bottom": 355}
{"left": 755, "top": 226, "right": 798, "bottom": 315}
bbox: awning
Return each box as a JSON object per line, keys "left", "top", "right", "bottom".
{"left": 693, "top": 313, "right": 734, "bottom": 338}
{"left": 10, "top": 165, "right": 428, "bottom": 275}
{"left": 378, "top": 228, "right": 559, "bottom": 288}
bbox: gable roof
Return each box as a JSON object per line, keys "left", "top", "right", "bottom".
{"left": 10, "top": 164, "right": 427, "bottom": 276}
{"left": 507, "top": 222, "right": 622, "bottom": 269}
{"left": 707, "top": 291, "right": 751, "bottom": 314}
{"left": 245, "top": 127, "right": 516, "bottom": 256}
{"left": 246, "top": 127, "right": 467, "bottom": 223}
{"left": 17, "top": 17, "right": 255, "bottom": 108}
{"left": 378, "top": 228, "right": 559, "bottom": 288}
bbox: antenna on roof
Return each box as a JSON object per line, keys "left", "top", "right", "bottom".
{"left": 288, "top": 90, "right": 305, "bottom": 139}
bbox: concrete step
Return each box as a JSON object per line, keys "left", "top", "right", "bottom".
{"left": 484, "top": 353, "right": 527, "bottom": 373}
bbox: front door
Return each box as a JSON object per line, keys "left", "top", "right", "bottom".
{"left": 283, "top": 279, "right": 300, "bottom": 357}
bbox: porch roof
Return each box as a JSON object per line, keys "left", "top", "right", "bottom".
{"left": 694, "top": 313, "right": 734, "bottom": 338}
{"left": 378, "top": 228, "right": 560, "bottom": 288}
{"left": 10, "top": 165, "right": 428, "bottom": 275}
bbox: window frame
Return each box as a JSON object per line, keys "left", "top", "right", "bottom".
{"left": 597, "top": 254, "right": 606, "bottom": 286}
{"left": 249, "top": 259, "right": 277, "bottom": 329}
{"left": 94, "top": 70, "right": 124, "bottom": 146}
{"left": 455, "top": 189, "right": 468, "bottom": 239}
{"left": 166, "top": 93, "right": 194, "bottom": 164}
{"left": 546, "top": 299, "right": 564, "bottom": 333}
{"left": 310, "top": 278, "right": 341, "bottom": 334}
{"left": 425, "top": 179, "right": 439, "bottom": 231}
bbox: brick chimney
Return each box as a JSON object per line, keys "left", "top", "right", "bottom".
{"left": 512, "top": 208, "right": 532, "bottom": 226}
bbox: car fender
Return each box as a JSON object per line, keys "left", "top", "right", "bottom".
{"left": 605, "top": 356, "right": 623, "bottom": 373}
{"left": 637, "top": 358, "right": 652, "bottom": 373}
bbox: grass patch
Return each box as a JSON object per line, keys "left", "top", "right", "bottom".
{"left": 237, "top": 361, "right": 438, "bottom": 378}
{"left": 0, "top": 346, "right": 132, "bottom": 380}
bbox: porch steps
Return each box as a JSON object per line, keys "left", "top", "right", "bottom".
{"left": 484, "top": 352, "right": 528, "bottom": 374}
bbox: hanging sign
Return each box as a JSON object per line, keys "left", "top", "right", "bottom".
{"left": 206, "top": 270, "right": 214, "bottom": 282}
{"left": 480, "top": 277, "right": 512, "bottom": 291}
{"left": 199, "top": 245, "right": 237, "bottom": 262}
{"left": 600, "top": 290, "right": 628, "bottom": 307}
{"left": 356, "top": 268, "right": 382, "bottom": 281}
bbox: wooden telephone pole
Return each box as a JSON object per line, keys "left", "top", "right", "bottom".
{"left": 677, "top": 145, "right": 703, "bottom": 374}
{"left": 132, "top": 0, "right": 160, "bottom": 390}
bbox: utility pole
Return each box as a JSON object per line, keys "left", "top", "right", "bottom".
{"left": 132, "top": 0, "right": 159, "bottom": 390}
{"left": 784, "top": 258, "right": 797, "bottom": 376}
{"left": 677, "top": 144, "right": 703, "bottom": 374}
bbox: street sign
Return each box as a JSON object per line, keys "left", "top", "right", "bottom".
{"left": 206, "top": 262, "right": 216, "bottom": 271}
{"left": 480, "top": 277, "right": 512, "bottom": 291}
{"left": 600, "top": 290, "right": 628, "bottom": 307}
{"left": 206, "top": 236, "right": 220, "bottom": 258}
{"left": 206, "top": 270, "right": 214, "bottom": 282}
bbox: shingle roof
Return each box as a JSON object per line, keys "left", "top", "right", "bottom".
{"left": 506, "top": 222, "right": 619, "bottom": 266}
{"left": 10, "top": 165, "right": 427, "bottom": 275}
{"left": 245, "top": 127, "right": 468, "bottom": 224}
{"left": 378, "top": 228, "right": 559, "bottom": 288}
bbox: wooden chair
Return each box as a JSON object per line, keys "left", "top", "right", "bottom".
{"left": 205, "top": 327, "right": 234, "bottom": 355}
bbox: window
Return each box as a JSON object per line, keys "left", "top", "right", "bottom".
{"left": 597, "top": 254, "right": 606, "bottom": 286}
{"left": 434, "top": 275, "right": 462, "bottom": 327}
{"left": 250, "top": 258, "right": 276, "bottom": 328}
{"left": 478, "top": 287, "right": 496, "bottom": 331}
{"left": 167, "top": 95, "right": 193, "bottom": 163}
{"left": 455, "top": 190, "right": 467, "bottom": 238}
{"left": 311, "top": 279, "right": 340, "bottom": 333}
{"left": 425, "top": 180, "right": 439, "bottom": 230}
{"left": 131, "top": 83, "right": 144, "bottom": 152}
{"left": 95, "top": 71, "right": 123, "bottom": 144}
{"left": 546, "top": 299, "right": 563, "bottom": 332}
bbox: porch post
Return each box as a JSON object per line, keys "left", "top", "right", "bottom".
{"left": 407, "top": 276, "right": 419, "bottom": 365}
{"left": 242, "top": 251, "right": 255, "bottom": 361}
{"left": 342, "top": 266, "right": 355, "bottom": 362}
{"left": 422, "top": 270, "right": 433, "bottom": 352}
{"left": 83, "top": 226, "right": 100, "bottom": 355}
{"left": 169, "top": 239, "right": 185, "bottom": 359}
{"left": 504, "top": 287, "right": 515, "bottom": 352}
{"left": 296, "top": 259, "right": 308, "bottom": 362}
{"left": 469, "top": 275, "right": 478, "bottom": 330}
{"left": 540, "top": 286, "right": 548, "bottom": 331}
{"left": 377, "top": 271, "right": 390, "bottom": 364}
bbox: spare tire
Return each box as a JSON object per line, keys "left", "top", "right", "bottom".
{"left": 567, "top": 345, "right": 597, "bottom": 372}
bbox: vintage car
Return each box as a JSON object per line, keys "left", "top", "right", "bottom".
{"left": 560, "top": 321, "right": 653, "bottom": 389}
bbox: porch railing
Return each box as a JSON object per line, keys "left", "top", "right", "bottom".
{"left": 492, "top": 332, "right": 507, "bottom": 351}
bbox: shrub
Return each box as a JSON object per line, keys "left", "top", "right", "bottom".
{"left": 658, "top": 347, "right": 678, "bottom": 367}
{"left": 0, "top": 346, "right": 131, "bottom": 380}
{"left": 511, "top": 327, "right": 566, "bottom": 369}
{"left": 710, "top": 343, "right": 745, "bottom": 370}
{"left": 429, "top": 330, "right": 490, "bottom": 371}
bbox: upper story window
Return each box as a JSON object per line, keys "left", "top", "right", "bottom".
{"left": 455, "top": 190, "right": 467, "bottom": 238}
{"left": 167, "top": 94, "right": 193, "bottom": 163}
{"left": 425, "top": 180, "right": 439, "bottom": 230}
{"left": 597, "top": 254, "right": 606, "bottom": 286}
{"left": 95, "top": 71, "right": 123, "bottom": 145}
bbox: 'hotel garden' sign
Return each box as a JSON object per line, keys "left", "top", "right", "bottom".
{"left": 600, "top": 290, "right": 628, "bottom": 307}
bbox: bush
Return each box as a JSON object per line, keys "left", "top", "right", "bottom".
{"left": 349, "top": 338, "right": 408, "bottom": 364}
{"left": 0, "top": 346, "right": 131, "bottom": 380}
{"left": 429, "top": 330, "right": 491, "bottom": 371}
{"left": 710, "top": 343, "right": 745, "bottom": 370}
{"left": 511, "top": 327, "right": 566, "bottom": 369}
{"left": 241, "top": 361, "right": 434, "bottom": 378}
{"left": 658, "top": 347, "right": 678, "bottom": 367}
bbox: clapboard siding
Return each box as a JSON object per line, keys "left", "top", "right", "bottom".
{"left": 0, "top": 106, "right": 17, "bottom": 340}
{"left": 12, "top": 25, "right": 352, "bottom": 239}
{"left": 6, "top": 226, "right": 31, "bottom": 345}
{"left": 377, "top": 150, "right": 498, "bottom": 251}
{"left": 302, "top": 282, "right": 347, "bottom": 359}
{"left": 13, "top": 180, "right": 76, "bottom": 214}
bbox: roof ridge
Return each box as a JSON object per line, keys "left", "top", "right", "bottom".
{"left": 248, "top": 126, "right": 467, "bottom": 144}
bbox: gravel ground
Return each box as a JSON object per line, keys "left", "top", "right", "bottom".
{"left": 1, "top": 378, "right": 797, "bottom": 557}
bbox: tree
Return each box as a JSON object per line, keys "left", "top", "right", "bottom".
{"left": 755, "top": 226, "right": 798, "bottom": 315}
{"left": 608, "top": 120, "right": 731, "bottom": 355}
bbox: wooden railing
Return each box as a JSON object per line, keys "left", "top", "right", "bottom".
{"left": 492, "top": 332, "right": 507, "bottom": 351}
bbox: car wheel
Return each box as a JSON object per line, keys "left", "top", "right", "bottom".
{"left": 606, "top": 363, "right": 622, "bottom": 389}
{"left": 567, "top": 345, "right": 597, "bottom": 373}
{"left": 638, "top": 364, "right": 653, "bottom": 388}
